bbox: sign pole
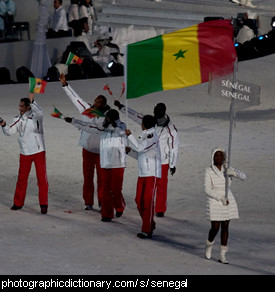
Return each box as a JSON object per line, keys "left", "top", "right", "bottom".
{"left": 124, "top": 45, "right": 129, "bottom": 127}
{"left": 225, "top": 60, "right": 238, "bottom": 199}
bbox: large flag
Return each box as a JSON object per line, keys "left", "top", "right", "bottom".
{"left": 65, "top": 52, "right": 83, "bottom": 66}
{"left": 126, "top": 20, "right": 237, "bottom": 99}
{"left": 29, "top": 77, "right": 47, "bottom": 94}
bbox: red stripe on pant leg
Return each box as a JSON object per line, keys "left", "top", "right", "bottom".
{"left": 13, "top": 154, "right": 33, "bottom": 207}
{"left": 82, "top": 148, "right": 95, "bottom": 206}
{"left": 101, "top": 169, "right": 114, "bottom": 219}
{"left": 34, "top": 151, "right": 49, "bottom": 206}
{"left": 155, "top": 164, "right": 169, "bottom": 213}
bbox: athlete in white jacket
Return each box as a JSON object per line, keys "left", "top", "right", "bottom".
{"left": 0, "top": 93, "right": 49, "bottom": 214}
{"left": 64, "top": 109, "right": 127, "bottom": 222}
{"left": 60, "top": 74, "right": 110, "bottom": 210}
{"left": 114, "top": 101, "right": 179, "bottom": 217}
{"left": 126, "top": 115, "right": 161, "bottom": 239}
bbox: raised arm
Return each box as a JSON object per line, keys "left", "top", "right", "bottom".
{"left": 114, "top": 100, "right": 143, "bottom": 125}
{"left": 60, "top": 74, "right": 91, "bottom": 114}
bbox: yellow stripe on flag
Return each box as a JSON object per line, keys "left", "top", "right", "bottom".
{"left": 162, "top": 25, "right": 201, "bottom": 91}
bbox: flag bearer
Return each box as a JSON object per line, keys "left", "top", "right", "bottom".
{"left": 204, "top": 147, "right": 247, "bottom": 263}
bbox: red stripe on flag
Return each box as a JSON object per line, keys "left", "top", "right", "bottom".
{"left": 198, "top": 20, "right": 237, "bottom": 83}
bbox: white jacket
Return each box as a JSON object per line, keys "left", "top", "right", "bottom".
{"left": 2, "top": 101, "right": 46, "bottom": 155}
{"left": 127, "top": 127, "right": 161, "bottom": 178}
{"left": 204, "top": 147, "right": 247, "bottom": 221}
{"left": 120, "top": 106, "right": 179, "bottom": 168}
{"left": 71, "top": 118, "right": 127, "bottom": 169}
{"left": 62, "top": 84, "right": 108, "bottom": 154}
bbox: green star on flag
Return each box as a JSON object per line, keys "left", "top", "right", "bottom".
{"left": 173, "top": 49, "right": 188, "bottom": 60}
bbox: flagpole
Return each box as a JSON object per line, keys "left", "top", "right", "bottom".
{"left": 225, "top": 59, "right": 237, "bottom": 200}
{"left": 124, "top": 45, "right": 128, "bottom": 127}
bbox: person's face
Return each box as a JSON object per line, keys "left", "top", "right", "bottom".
{"left": 213, "top": 151, "right": 225, "bottom": 166}
{"left": 54, "top": 0, "right": 60, "bottom": 9}
{"left": 93, "top": 96, "right": 105, "bottom": 109}
{"left": 19, "top": 101, "right": 30, "bottom": 115}
{"left": 154, "top": 105, "right": 165, "bottom": 119}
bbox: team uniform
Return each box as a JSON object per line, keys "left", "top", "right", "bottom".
{"left": 127, "top": 127, "right": 161, "bottom": 236}
{"left": 62, "top": 84, "right": 109, "bottom": 208}
{"left": 2, "top": 101, "right": 48, "bottom": 209}
{"left": 70, "top": 117, "right": 127, "bottom": 220}
{"left": 119, "top": 106, "right": 179, "bottom": 215}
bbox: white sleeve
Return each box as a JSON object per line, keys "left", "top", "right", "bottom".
{"left": 2, "top": 117, "right": 19, "bottom": 136}
{"left": 167, "top": 123, "right": 179, "bottom": 168}
{"left": 62, "top": 84, "right": 91, "bottom": 114}
{"left": 71, "top": 117, "right": 104, "bottom": 133}
{"left": 119, "top": 105, "right": 143, "bottom": 125}
{"left": 30, "top": 101, "right": 43, "bottom": 119}
{"left": 235, "top": 168, "right": 247, "bottom": 181}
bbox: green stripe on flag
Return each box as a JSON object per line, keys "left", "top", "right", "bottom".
{"left": 126, "top": 35, "right": 163, "bottom": 99}
{"left": 29, "top": 77, "right": 36, "bottom": 92}
{"left": 65, "top": 52, "right": 74, "bottom": 66}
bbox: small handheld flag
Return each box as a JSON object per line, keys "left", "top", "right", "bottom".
{"left": 103, "top": 84, "right": 113, "bottom": 96}
{"left": 120, "top": 82, "right": 125, "bottom": 98}
{"left": 82, "top": 108, "right": 105, "bottom": 119}
{"left": 51, "top": 107, "right": 63, "bottom": 119}
{"left": 65, "top": 52, "right": 83, "bottom": 66}
{"left": 29, "top": 77, "right": 47, "bottom": 94}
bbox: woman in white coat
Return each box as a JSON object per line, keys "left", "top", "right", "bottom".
{"left": 204, "top": 147, "right": 247, "bottom": 263}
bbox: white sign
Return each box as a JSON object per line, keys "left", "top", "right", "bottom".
{"left": 209, "top": 76, "right": 261, "bottom": 110}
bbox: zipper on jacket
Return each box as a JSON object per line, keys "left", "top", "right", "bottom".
{"left": 35, "top": 136, "right": 40, "bottom": 150}
{"left": 146, "top": 158, "right": 150, "bottom": 171}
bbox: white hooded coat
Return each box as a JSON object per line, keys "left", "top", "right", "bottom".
{"left": 204, "top": 147, "right": 247, "bottom": 221}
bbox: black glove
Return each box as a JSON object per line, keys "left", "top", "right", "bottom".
{"left": 114, "top": 100, "right": 124, "bottom": 110}
{"left": 64, "top": 117, "right": 72, "bottom": 123}
{"left": 102, "top": 119, "right": 111, "bottom": 128}
{"left": 170, "top": 167, "right": 176, "bottom": 176}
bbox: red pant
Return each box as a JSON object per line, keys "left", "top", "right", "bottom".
{"left": 155, "top": 164, "right": 169, "bottom": 214}
{"left": 14, "top": 151, "right": 48, "bottom": 207}
{"left": 136, "top": 176, "right": 158, "bottom": 234}
{"left": 82, "top": 148, "right": 103, "bottom": 206}
{"left": 101, "top": 168, "right": 125, "bottom": 219}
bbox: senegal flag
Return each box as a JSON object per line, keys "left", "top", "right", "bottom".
{"left": 126, "top": 20, "right": 237, "bottom": 99}
{"left": 82, "top": 108, "right": 105, "bottom": 119}
{"left": 51, "top": 107, "right": 63, "bottom": 119}
{"left": 65, "top": 52, "right": 83, "bottom": 66}
{"left": 29, "top": 77, "right": 47, "bottom": 94}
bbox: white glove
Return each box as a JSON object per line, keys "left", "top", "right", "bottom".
{"left": 221, "top": 197, "right": 229, "bottom": 206}
{"left": 226, "top": 167, "right": 238, "bottom": 177}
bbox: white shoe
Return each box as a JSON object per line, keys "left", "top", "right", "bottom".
{"left": 205, "top": 240, "right": 214, "bottom": 260}
{"left": 240, "top": 0, "right": 257, "bottom": 8}
{"left": 246, "top": 3, "right": 257, "bottom": 8}
{"left": 230, "top": 0, "right": 240, "bottom": 4}
{"left": 218, "top": 245, "right": 229, "bottom": 264}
